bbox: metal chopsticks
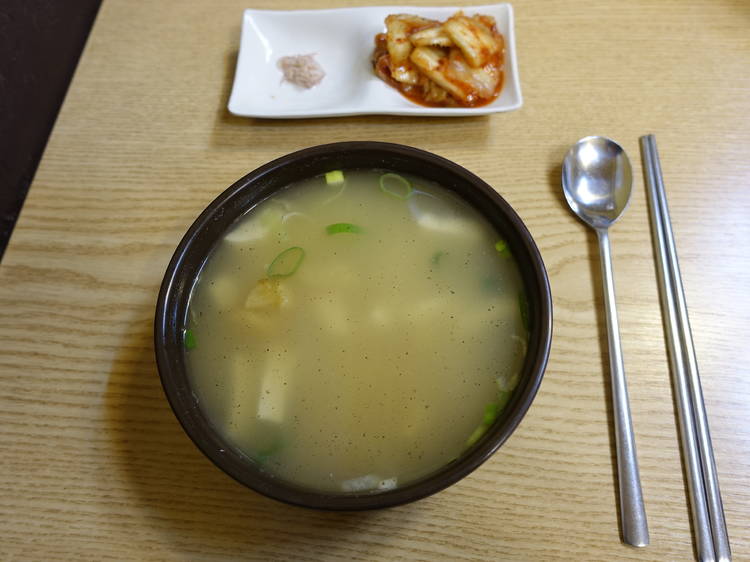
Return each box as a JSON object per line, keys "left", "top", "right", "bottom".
{"left": 640, "top": 135, "right": 731, "bottom": 562}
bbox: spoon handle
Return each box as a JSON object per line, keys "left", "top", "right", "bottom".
{"left": 596, "top": 228, "right": 650, "bottom": 548}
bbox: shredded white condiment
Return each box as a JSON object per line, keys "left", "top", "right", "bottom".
{"left": 341, "top": 474, "right": 380, "bottom": 492}
{"left": 277, "top": 54, "right": 325, "bottom": 89}
{"left": 377, "top": 477, "right": 398, "bottom": 491}
{"left": 340, "top": 474, "right": 399, "bottom": 493}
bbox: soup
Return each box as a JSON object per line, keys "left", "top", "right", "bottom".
{"left": 184, "top": 169, "right": 528, "bottom": 493}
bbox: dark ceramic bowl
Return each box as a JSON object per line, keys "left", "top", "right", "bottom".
{"left": 155, "top": 141, "right": 552, "bottom": 510}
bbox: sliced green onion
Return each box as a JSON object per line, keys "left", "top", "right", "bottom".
{"left": 495, "top": 239, "right": 511, "bottom": 258}
{"left": 254, "top": 437, "right": 285, "bottom": 464}
{"left": 496, "top": 390, "right": 512, "bottom": 411}
{"left": 496, "top": 370, "right": 520, "bottom": 392}
{"left": 325, "top": 170, "right": 345, "bottom": 185}
{"left": 267, "top": 246, "right": 305, "bottom": 278}
{"left": 258, "top": 439, "right": 283, "bottom": 458}
{"left": 184, "top": 329, "right": 196, "bottom": 350}
{"left": 326, "top": 222, "right": 362, "bottom": 235}
{"left": 321, "top": 174, "right": 346, "bottom": 206}
{"left": 518, "top": 291, "right": 529, "bottom": 332}
{"left": 465, "top": 424, "right": 488, "bottom": 448}
{"left": 466, "top": 400, "right": 509, "bottom": 448}
{"left": 483, "top": 403, "right": 501, "bottom": 426}
{"left": 431, "top": 250, "right": 446, "bottom": 265}
{"left": 379, "top": 173, "right": 413, "bottom": 200}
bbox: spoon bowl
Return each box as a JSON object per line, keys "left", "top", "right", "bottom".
{"left": 562, "top": 136, "right": 633, "bottom": 230}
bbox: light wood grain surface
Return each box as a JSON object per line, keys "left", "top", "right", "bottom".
{"left": 1, "top": 1, "right": 748, "bottom": 560}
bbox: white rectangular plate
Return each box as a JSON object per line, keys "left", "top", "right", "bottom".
{"left": 228, "top": 4, "right": 522, "bottom": 118}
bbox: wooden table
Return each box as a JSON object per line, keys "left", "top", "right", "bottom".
{"left": 1, "top": 1, "right": 748, "bottom": 559}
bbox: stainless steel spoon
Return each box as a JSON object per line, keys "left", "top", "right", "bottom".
{"left": 562, "top": 136, "right": 649, "bottom": 548}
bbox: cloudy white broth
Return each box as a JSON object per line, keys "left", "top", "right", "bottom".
{"left": 184, "top": 169, "right": 528, "bottom": 493}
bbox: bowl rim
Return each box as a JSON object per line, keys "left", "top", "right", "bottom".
{"left": 154, "top": 141, "right": 552, "bottom": 510}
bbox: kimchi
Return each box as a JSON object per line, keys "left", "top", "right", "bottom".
{"left": 372, "top": 12, "right": 505, "bottom": 107}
